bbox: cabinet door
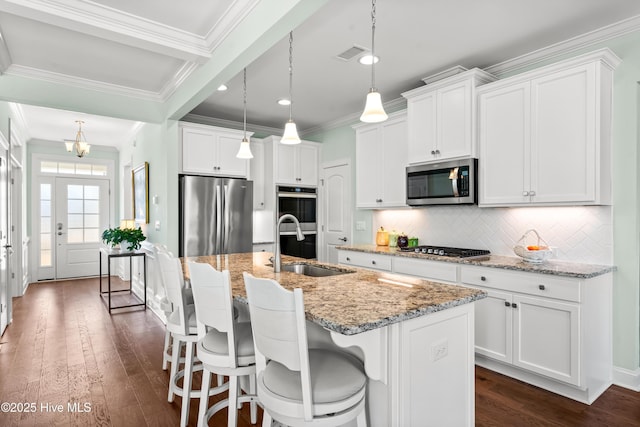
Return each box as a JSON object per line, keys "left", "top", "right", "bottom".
{"left": 380, "top": 118, "right": 408, "bottom": 207}
{"left": 297, "top": 144, "right": 318, "bottom": 186}
{"left": 478, "top": 82, "right": 531, "bottom": 206}
{"left": 250, "top": 141, "right": 265, "bottom": 210}
{"left": 275, "top": 144, "right": 298, "bottom": 185}
{"left": 512, "top": 295, "right": 580, "bottom": 386}
{"left": 531, "top": 63, "right": 596, "bottom": 203}
{"left": 356, "top": 126, "right": 382, "bottom": 207}
{"left": 474, "top": 288, "right": 513, "bottom": 364}
{"left": 182, "top": 127, "right": 216, "bottom": 174}
{"left": 438, "top": 80, "right": 471, "bottom": 159}
{"left": 216, "top": 134, "right": 248, "bottom": 177}
{"left": 407, "top": 92, "right": 436, "bottom": 164}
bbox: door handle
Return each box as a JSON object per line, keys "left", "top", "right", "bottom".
{"left": 338, "top": 237, "right": 347, "bottom": 242}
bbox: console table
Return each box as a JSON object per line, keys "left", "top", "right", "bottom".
{"left": 99, "top": 247, "right": 147, "bottom": 313}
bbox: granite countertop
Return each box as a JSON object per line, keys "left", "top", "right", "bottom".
{"left": 338, "top": 244, "right": 616, "bottom": 279}
{"left": 181, "top": 252, "right": 486, "bottom": 336}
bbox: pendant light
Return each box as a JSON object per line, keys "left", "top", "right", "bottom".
{"left": 360, "top": 0, "right": 388, "bottom": 123}
{"left": 236, "top": 67, "right": 253, "bottom": 159}
{"left": 281, "top": 31, "right": 301, "bottom": 145}
{"left": 65, "top": 120, "right": 91, "bottom": 157}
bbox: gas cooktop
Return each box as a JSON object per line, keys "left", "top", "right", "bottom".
{"left": 399, "top": 245, "right": 490, "bottom": 259}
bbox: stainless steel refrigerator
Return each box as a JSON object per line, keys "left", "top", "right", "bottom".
{"left": 179, "top": 175, "right": 253, "bottom": 257}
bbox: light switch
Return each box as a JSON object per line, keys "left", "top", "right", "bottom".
{"left": 356, "top": 221, "right": 366, "bottom": 231}
{"left": 155, "top": 221, "right": 160, "bottom": 231}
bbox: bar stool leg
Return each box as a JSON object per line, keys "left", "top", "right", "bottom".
{"left": 197, "top": 368, "right": 212, "bottom": 427}
{"left": 168, "top": 338, "right": 181, "bottom": 402}
{"left": 180, "top": 341, "right": 195, "bottom": 427}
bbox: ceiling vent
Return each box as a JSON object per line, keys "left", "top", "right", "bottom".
{"left": 336, "top": 45, "right": 367, "bottom": 61}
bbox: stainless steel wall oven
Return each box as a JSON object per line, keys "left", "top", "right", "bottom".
{"left": 277, "top": 186, "right": 317, "bottom": 259}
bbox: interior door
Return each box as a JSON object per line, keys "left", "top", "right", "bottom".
{"left": 0, "top": 155, "right": 7, "bottom": 335}
{"left": 55, "top": 177, "right": 110, "bottom": 278}
{"left": 320, "top": 162, "right": 351, "bottom": 263}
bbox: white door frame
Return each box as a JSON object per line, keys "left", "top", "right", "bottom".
{"left": 30, "top": 153, "right": 115, "bottom": 281}
{"left": 318, "top": 158, "right": 352, "bottom": 262}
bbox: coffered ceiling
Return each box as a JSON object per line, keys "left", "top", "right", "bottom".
{"left": 1, "top": 0, "right": 640, "bottom": 147}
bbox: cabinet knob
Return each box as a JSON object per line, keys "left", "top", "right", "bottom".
{"left": 480, "top": 276, "right": 486, "bottom": 281}
{"left": 338, "top": 237, "right": 348, "bottom": 242}
{"left": 529, "top": 190, "right": 536, "bottom": 196}
{"left": 522, "top": 191, "right": 530, "bottom": 196}
{"left": 504, "top": 301, "right": 511, "bottom": 307}
{"left": 538, "top": 284, "right": 545, "bottom": 290}
{"left": 346, "top": 257, "right": 351, "bottom": 261}
{"left": 376, "top": 198, "right": 383, "bottom": 203}
{"left": 435, "top": 149, "right": 440, "bottom": 155}
{"left": 371, "top": 260, "right": 377, "bottom": 265}
{"left": 512, "top": 303, "right": 518, "bottom": 309}
{"left": 260, "top": 202, "right": 264, "bottom": 206}
{"left": 431, "top": 150, "right": 436, "bottom": 155}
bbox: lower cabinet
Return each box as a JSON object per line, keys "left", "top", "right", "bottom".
{"left": 461, "top": 265, "right": 611, "bottom": 403}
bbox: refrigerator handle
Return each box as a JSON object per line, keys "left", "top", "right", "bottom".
{"left": 216, "top": 185, "right": 222, "bottom": 255}
{"left": 224, "top": 184, "right": 230, "bottom": 253}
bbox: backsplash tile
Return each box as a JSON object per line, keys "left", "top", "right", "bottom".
{"left": 373, "top": 205, "right": 612, "bottom": 264}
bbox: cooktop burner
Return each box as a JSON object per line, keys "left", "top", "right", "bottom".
{"left": 399, "top": 245, "right": 490, "bottom": 258}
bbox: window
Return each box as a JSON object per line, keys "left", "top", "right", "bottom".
{"left": 39, "top": 161, "right": 107, "bottom": 176}
{"left": 40, "top": 183, "right": 52, "bottom": 267}
{"left": 66, "top": 185, "right": 101, "bottom": 243}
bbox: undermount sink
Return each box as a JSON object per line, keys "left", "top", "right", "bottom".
{"left": 279, "top": 262, "right": 355, "bottom": 277}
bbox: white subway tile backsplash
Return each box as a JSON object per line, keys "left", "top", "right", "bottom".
{"left": 373, "top": 205, "right": 612, "bottom": 264}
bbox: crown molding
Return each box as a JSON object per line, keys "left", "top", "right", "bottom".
{"left": 204, "top": 0, "right": 261, "bottom": 53}
{"left": 0, "top": 26, "right": 11, "bottom": 73}
{"left": 5, "top": 64, "right": 166, "bottom": 101}
{"left": 486, "top": 14, "right": 640, "bottom": 77}
{"left": 181, "top": 113, "right": 282, "bottom": 138}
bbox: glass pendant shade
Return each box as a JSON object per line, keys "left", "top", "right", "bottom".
{"left": 281, "top": 120, "right": 301, "bottom": 145}
{"left": 360, "top": 90, "right": 388, "bottom": 123}
{"left": 236, "top": 137, "right": 253, "bottom": 159}
{"left": 65, "top": 141, "right": 74, "bottom": 152}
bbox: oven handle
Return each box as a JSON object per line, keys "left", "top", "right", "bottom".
{"left": 277, "top": 192, "right": 317, "bottom": 199}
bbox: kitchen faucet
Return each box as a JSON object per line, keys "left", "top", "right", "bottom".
{"left": 273, "top": 213, "right": 305, "bottom": 273}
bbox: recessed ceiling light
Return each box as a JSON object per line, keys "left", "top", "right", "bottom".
{"left": 217, "top": 84, "right": 228, "bottom": 91}
{"left": 278, "top": 99, "right": 291, "bottom": 106}
{"left": 358, "top": 54, "right": 379, "bottom": 65}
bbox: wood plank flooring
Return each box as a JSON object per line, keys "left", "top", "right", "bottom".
{"left": 1, "top": 278, "right": 638, "bottom": 426}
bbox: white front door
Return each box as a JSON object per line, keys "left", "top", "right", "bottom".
{"left": 320, "top": 161, "right": 352, "bottom": 263}
{"left": 55, "top": 177, "right": 110, "bottom": 279}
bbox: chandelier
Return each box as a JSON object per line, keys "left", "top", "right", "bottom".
{"left": 65, "top": 120, "right": 91, "bottom": 157}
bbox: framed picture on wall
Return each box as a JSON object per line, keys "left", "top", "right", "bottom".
{"left": 132, "top": 162, "right": 149, "bottom": 224}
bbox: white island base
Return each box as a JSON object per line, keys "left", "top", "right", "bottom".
{"left": 309, "top": 303, "right": 476, "bottom": 427}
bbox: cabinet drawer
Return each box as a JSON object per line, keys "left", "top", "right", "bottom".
{"left": 460, "top": 266, "right": 580, "bottom": 302}
{"left": 338, "top": 251, "right": 392, "bottom": 271}
{"left": 393, "top": 257, "right": 457, "bottom": 283}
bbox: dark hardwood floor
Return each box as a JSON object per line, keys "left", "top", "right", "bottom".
{"left": 1, "top": 278, "right": 638, "bottom": 426}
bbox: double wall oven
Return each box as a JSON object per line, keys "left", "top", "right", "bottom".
{"left": 277, "top": 186, "right": 317, "bottom": 259}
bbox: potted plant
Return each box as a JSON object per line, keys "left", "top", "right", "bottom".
{"left": 101, "top": 226, "right": 146, "bottom": 251}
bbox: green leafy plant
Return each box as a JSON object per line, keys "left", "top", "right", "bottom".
{"left": 101, "top": 226, "right": 146, "bottom": 251}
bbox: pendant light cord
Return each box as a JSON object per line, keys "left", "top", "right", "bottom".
{"left": 288, "top": 31, "right": 294, "bottom": 122}
{"left": 243, "top": 67, "right": 247, "bottom": 140}
{"left": 370, "top": 0, "right": 377, "bottom": 90}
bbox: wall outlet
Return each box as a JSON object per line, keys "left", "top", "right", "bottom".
{"left": 356, "top": 221, "right": 366, "bottom": 231}
{"left": 155, "top": 221, "right": 161, "bottom": 231}
{"left": 431, "top": 339, "right": 448, "bottom": 362}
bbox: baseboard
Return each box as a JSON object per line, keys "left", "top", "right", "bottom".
{"left": 612, "top": 366, "right": 640, "bottom": 392}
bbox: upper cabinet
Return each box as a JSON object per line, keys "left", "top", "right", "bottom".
{"left": 477, "top": 49, "right": 620, "bottom": 207}
{"left": 180, "top": 122, "right": 251, "bottom": 178}
{"left": 402, "top": 67, "right": 496, "bottom": 163}
{"left": 354, "top": 111, "right": 408, "bottom": 209}
{"left": 271, "top": 139, "right": 319, "bottom": 187}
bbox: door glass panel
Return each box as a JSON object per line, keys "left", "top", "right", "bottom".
{"left": 59, "top": 163, "right": 75, "bottom": 174}
{"left": 76, "top": 164, "right": 92, "bottom": 175}
{"left": 66, "top": 184, "right": 102, "bottom": 244}
{"left": 39, "top": 183, "right": 52, "bottom": 267}
{"left": 92, "top": 165, "right": 108, "bottom": 176}
{"left": 41, "top": 161, "right": 58, "bottom": 174}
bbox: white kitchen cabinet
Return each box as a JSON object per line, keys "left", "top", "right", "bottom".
{"left": 392, "top": 256, "right": 457, "bottom": 283}
{"left": 180, "top": 122, "right": 251, "bottom": 178}
{"left": 252, "top": 242, "right": 273, "bottom": 253}
{"left": 274, "top": 140, "right": 319, "bottom": 186}
{"left": 338, "top": 250, "right": 392, "bottom": 272}
{"left": 478, "top": 49, "right": 620, "bottom": 206}
{"left": 402, "top": 68, "right": 496, "bottom": 163}
{"left": 249, "top": 138, "right": 265, "bottom": 210}
{"left": 354, "top": 111, "right": 408, "bottom": 208}
{"left": 460, "top": 265, "right": 611, "bottom": 403}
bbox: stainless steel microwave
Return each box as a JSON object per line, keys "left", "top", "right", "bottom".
{"left": 406, "top": 158, "right": 477, "bottom": 206}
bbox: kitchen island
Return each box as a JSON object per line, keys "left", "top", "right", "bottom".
{"left": 182, "top": 251, "right": 486, "bottom": 427}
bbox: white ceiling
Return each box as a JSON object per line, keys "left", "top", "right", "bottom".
{"left": 2, "top": 0, "right": 640, "bottom": 147}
